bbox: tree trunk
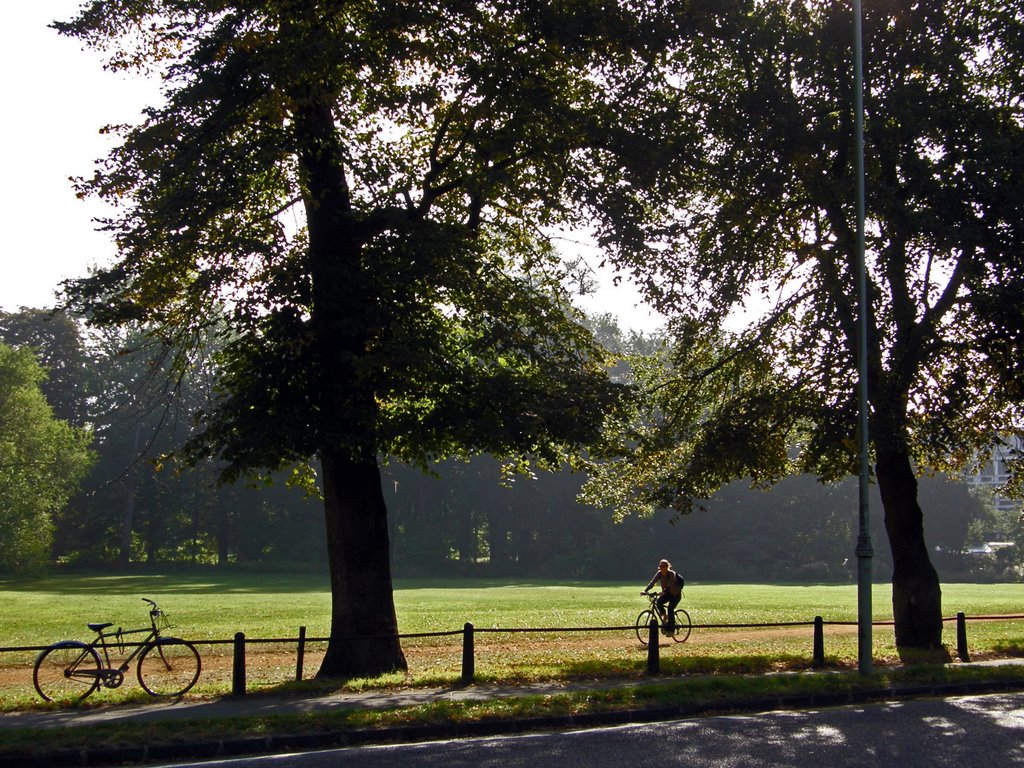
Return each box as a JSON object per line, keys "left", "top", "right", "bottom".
{"left": 216, "top": 495, "right": 230, "bottom": 568}
{"left": 118, "top": 421, "right": 143, "bottom": 570}
{"left": 875, "top": 442, "right": 943, "bottom": 649}
{"left": 317, "top": 451, "right": 407, "bottom": 677}
{"left": 118, "top": 488, "right": 136, "bottom": 570}
{"left": 292, "top": 78, "right": 409, "bottom": 677}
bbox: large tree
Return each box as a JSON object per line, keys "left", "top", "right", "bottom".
{"left": 582, "top": 0, "right": 1024, "bottom": 649}
{"left": 56, "top": 1, "right": 665, "bottom": 675}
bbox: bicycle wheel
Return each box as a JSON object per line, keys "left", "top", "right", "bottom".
{"left": 33, "top": 641, "right": 102, "bottom": 702}
{"left": 670, "top": 609, "right": 692, "bottom": 643}
{"left": 137, "top": 638, "right": 201, "bottom": 696}
{"left": 635, "top": 609, "right": 658, "bottom": 645}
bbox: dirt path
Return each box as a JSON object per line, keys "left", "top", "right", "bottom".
{"left": 0, "top": 623, "right": 865, "bottom": 693}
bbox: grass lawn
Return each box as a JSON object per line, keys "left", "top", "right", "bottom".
{"left": 0, "top": 573, "right": 1022, "bottom": 708}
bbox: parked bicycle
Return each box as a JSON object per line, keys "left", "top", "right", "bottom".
{"left": 636, "top": 590, "right": 692, "bottom": 644}
{"left": 33, "top": 598, "right": 201, "bottom": 702}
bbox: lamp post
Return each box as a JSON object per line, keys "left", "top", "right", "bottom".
{"left": 853, "top": 0, "right": 874, "bottom": 676}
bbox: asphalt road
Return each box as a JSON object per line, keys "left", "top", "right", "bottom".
{"left": 155, "top": 691, "right": 1024, "bottom": 768}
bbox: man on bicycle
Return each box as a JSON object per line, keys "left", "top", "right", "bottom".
{"left": 642, "top": 558, "right": 683, "bottom": 631}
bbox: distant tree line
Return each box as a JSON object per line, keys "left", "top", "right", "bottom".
{"left": 0, "top": 307, "right": 1010, "bottom": 583}
{"left": 384, "top": 457, "right": 1006, "bottom": 583}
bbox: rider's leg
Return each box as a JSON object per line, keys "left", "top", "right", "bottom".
{"left": 665, "top": 594, "right": 681, "bottom": 630}
{"left": 656, "top": 592, "right": 675, "bottom": 630}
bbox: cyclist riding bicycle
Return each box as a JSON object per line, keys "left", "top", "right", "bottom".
{"left": 642, "top": 558, "right": 683, "bottom": 631}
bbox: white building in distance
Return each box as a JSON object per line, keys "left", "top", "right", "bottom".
{"left": 964, "top": 435, "right": 1024, "bottom": 514}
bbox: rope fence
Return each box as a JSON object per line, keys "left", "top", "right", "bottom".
{"left": 3, "top": 613, "right": 1022, "bottom": 697}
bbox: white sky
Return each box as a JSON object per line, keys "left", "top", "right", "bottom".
{"left": 0, "top": 2, "right": 158, "bottom": 312}
{"left": 0, "top": 2, "right": 663, "bottom": 333}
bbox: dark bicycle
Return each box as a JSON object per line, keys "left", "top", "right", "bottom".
{"left": 636, "top": 590, "right": 692, "bottom": 644}
{"left": 33, "top": 598, "right": 201, "bottom": 702}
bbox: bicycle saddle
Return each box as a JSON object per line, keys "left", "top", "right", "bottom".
{"left": 88, "top": 622, "right": 114, "bottom": 632}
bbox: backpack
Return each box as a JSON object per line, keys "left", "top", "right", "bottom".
{"left": 673, "top": 570, "right": 684, "bottom": 591}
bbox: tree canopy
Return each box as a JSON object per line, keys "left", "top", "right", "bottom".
{"left": 582, "top": 0, "right": 1024, "bottom": 648}
{"left": 0, "top": 343, "right": 94, "bottom": 574}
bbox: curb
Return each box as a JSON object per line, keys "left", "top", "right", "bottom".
{"left": 3, "top": 677, "right": 1023, "bottom": 768}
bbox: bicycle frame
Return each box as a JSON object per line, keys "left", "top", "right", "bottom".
{"left": 88, "top": 627, "right": 160, "bottom": 684}
{"left": 65, "top": 602, "right": 166, "bottom": 687}
{"left": 643, "top": 591, "right": 677, "bottom": 626}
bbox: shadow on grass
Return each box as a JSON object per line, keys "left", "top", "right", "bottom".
{"left": 232, "top": 651, "right": 828, "bottom": 704}
{"left": 992, "top": 640, "right": 1024, "bottom": 656}
{"left": 896, "top": 645, "right": 953, "bottom": 665}
{"left": 0, "top": 571, "right": 330, "bottom": 595}
{"left": 557, "top": 652, "right": 828, "bottom": 679}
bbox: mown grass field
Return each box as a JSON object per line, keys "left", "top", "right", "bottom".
{"left": 1, "top": 573, "right": 1022, "bottom": 709}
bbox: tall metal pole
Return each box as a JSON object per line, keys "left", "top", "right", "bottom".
{"left": 852, "top": 0, "right": 874, "bottom": 676}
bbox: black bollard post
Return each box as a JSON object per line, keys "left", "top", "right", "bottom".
{"left": 295, "top": 625, "right": 307, "bottom": 682}
{"left": 232, "top": 632, "right": 246, "bottom": 697}
{"left": 813, "top": 616, "right": 825, "bottom": 667}
{"left": 957, "top": 612, "right": 970, "bottom": 662}
{"left": 462, "top": 622, "right": 475, "bottom": 684}
{"left": 647, "top": 618, "right": 659, "bottom": 675}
